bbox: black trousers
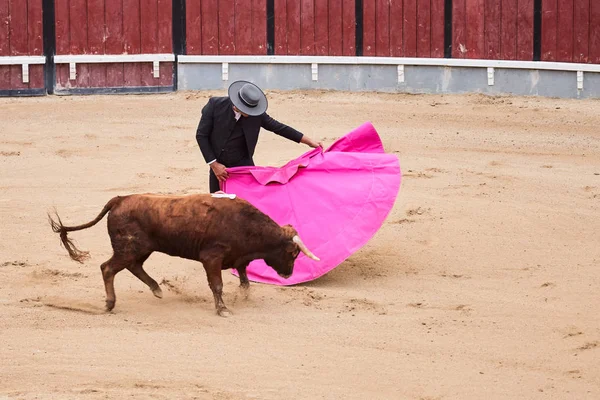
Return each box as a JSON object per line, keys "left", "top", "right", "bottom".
{"left": 209, "top": 156, "right": 254, "bottom": 193}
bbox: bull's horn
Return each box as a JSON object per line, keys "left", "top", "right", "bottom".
{"left": 292, "top": 235, "right": 320, "bottom": 261}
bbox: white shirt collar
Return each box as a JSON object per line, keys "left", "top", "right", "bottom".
{"left": 233, "top": 109, "right": 241, "bottom": 121}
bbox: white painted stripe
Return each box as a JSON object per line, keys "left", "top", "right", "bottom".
{"left": 54, "top": 53, "right": 175, "bottom": 64}
{"left": 177, "top": 55, "right": 600, "bottom": 73}
{"left": 0, "top": 56, "right": 46, "bottom": 65}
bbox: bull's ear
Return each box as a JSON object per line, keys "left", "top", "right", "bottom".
{"left": 281, "top": 224, "right": 298, "bottom": 239}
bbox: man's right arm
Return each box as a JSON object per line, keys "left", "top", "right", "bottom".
{"left": 196, "top": 98, "right": 217, "bottom": 163}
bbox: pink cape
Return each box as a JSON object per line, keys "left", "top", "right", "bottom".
{"left": 221, "top": 122, "right": 402, "bottom": 285}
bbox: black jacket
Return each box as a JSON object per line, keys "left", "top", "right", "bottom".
{"left": 196, "top": 96, "right": 304, "bottom": 163}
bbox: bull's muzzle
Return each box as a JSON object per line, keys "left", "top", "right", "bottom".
{"left": 292, "top": 235, "right": 320, "bottom": 261}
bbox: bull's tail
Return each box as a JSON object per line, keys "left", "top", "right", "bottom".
{"left": 48, "top": 196, "right": 122, "bottom": 264}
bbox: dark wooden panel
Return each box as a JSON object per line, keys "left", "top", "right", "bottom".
{"left": 252, "top": 0, "right": 267, "bottom": 54}
{"left": 300, "top": 0, "right": 315, "bottom": 54}
{"left": 186, "top": 0, "right": 201, "bottom": 54}
{"left": 431, "top": 0, "right": 445, "bottom": 58}
{"left": 28, "top": 64, "right": 44, "bottom": 89}
{"left": 123, "top": 0, "right": 142, "bottom": 86}
{"left": 363, "top": 0, "right": 376, "bottom": 56}
{"left": 465, "top": 0, "right": 484, "bottom": 58}
{"left": 591, "top": 1, "right": 600, "bottom": 63}
{"left": 417, "top": 0, "right": 431, "bottom": 57}
{"left": 404, "top": 0, "right": 417, "bottom": 57}
{"left": 274, "top": 0, "right": 288, "bottom": 54}
{"left": 141, "top": 0, "right": 159, "bottom": 86}
{"left": 286, "top": 0, "right": 301, "bottom": 54}
{"left": 235, "top": 0, "right": 253, "bottom": 54}
{"left": 556, "top": 0, "right": 574, "bottom": 62}
{"left": 69, "top": 0, "right": 88, "bottom": 86}
{"left": 342, "top": 0, "right": 355, "bottom": 55}
{"left": 501, "top": 0, "right": 518, "bottom": 60}
{"left": 201, "top": 0, "right": 219, "bottom": 55}
{"left": 218, "top": 0, "right": 235, "bottom": 54}
{"left": 28, "top": 0, "right": 43, "bottom": 55}
{"left": 541, "top": 0, "right": 557, "bottom": 61}
{"left": 0, "top": 0, "right": 8, "bottom": 56}
{"left": 157, "top": 0, "right": 172, "bottom": 52}
{"left": 485, "top": 0, "right": 501, "bottom": 59}
{"left": 159, "top": 62, "right": 173, "bottom": 87}
{"left": 573, "top": 0, "right": 589, "bottom": 62}
{"left": 516, "top": 0, "right": 534, "bottom": 60}
{"left": 105, "top": 0, "right": 124, "bottom": 87}
{"left": 389, "top": 0, "right": 403, "bottom": 56}
{"left": 315, "top": 0, "right": 329, "bottom": 55}
{"left": 55, "top": 0, "right": 70, "bottom": 55}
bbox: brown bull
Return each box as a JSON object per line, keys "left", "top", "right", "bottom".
{"left": 48, "top": 193, "right": 319, "bottom": 316}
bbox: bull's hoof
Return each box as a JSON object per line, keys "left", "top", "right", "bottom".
{"left": 105, "top": 300, "right": 115, "bottom": 312}
{"left": 152, "top": 287, "right": 163, "bottom": 299}
{"left": 217, "top": 308, "right": 232, "bottom": 318}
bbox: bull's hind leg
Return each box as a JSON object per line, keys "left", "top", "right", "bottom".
{"left": 100, "top": 256, "right": 128, "bottom": 311}
{"left": 127, "top": 255, "right": 163, "bottom": 299}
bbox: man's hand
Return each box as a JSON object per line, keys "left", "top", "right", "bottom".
{"left": 210, "top": 161, "right": 229, "bottom": 182}
{"left": 301, "top": 135, "right": 323, "bottom": 149}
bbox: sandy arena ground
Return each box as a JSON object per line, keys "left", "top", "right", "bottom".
{"left": 1, "top": 89, "right": 599, "bottom": 399}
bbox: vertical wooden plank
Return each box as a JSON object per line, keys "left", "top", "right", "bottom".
{"left": 452, "top": 0, "right": 466, "bottom": 58}
{"left": 375, "top": 0, "right": 390, "bottom": 56}
{"left": 274, "top": 0, "right": 287, "bottom": 54}
{"left": 0, "top": 0, "right": 9, "bottom": 88}
{"left": 465, "top": 0, "right": 484, "bottom": 59}
{"left": 105, "top": 0, "right": 124, "bottom": 87}
{"left": 70, "top": 0, "right": 90, "bottom": 87}
{"left": 556, "top": 0, "right": 574, "bottom": 62}
{"left": 573, "top": 0, "right": 589, "bottom": 62}
{"left": 88, "top": 0, "right": 106, "bottom": 88}
{"left": 201, "top": 0, "right": 219, "bottom": 55}
{"left": 219, "top": 0, "right": 236, "bottom": 54}
{"left": 123, "top": 0, "right": 142, "bottom": 86}
{"left": 55, "top": 0, "right": 70, "bottom": 88}
{"left": 328, "top": 0, "right": 343, "bottom": 55}
{"left": 541, "top": 0, "right": 557, "bottom": 61}
{"left": 501, "top": 0, "right": 518, "bottom": 60}
{"left": 140, "top": 0, "right": 158, "bottom": 86}
{"left": 158, "top": 0, "right": 172, "bottom": 86}
{"left": 431, "top": 0, "right": 445, "bottom": 58}
{"left": 28, "top": 0, "right": 44, "bottom": 88}
{"left": 186, "top": 0, "right": 202, "bottom": 54}
{"left": 342, "top": 0, "right": 355, "bottom": 55}
{"left": 300, "top": 0, "right": 315, "bottom": 54}
{"left": 315, "top": 0, "right": 328, "bottom": 55}
{"left": 9, "top": 0, "right": 28, "bottom": 89}
{"left": 286, "top": 0, "right": 301, "bottom": 54}
{"left": 404, "top": 0, "right": 418, "bottom": 57}
{"left": 389, "top": 0, "right": 403, "bottom": 56}
{"left": 0, "top": 0, "right": 8, "bottom": 56}
{"left": 417, "top": 0, "right": 432, "bottom": 57}
{"left": 591, "top": 1, "right": 600, "bottom": 63}
{"left": 28, "top": 0, "right": 44, "bottom": 55}
{"left": 235, "top": 0, "right": 253, "bottom": 54}
{"left": 252, "top": 0, "right": 267, "bottom": 54}
{"left": 516, "top": 0, "right": 534, "bottom": 60}
{"left": 363, "top": 0, "right": 376, "bottom": 56}
{"left": 484, "top": 0, "right": 501, "bottom": 59}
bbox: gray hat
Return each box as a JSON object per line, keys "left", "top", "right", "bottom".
{"left": 228, "top": 80, "right": 268, "bottom": 116}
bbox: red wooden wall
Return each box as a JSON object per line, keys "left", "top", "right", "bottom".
{"left": 541, "top": 0, "right": 600, "bottom": 63}
{"left": 54, "top": 0, "right": 173, "bottom": 89}
{"left": 453, "top": 0, "right": 534, "bottom": 60}
{"left": 0, "top": 0, "right": 44, "bottom": 91}
{"left": 273, "top": 0, "right": 356, "bottom": 56}
{"left": 363, "top": 0, "right": 445, "bottom": 58}
{"left": 186, "top": 0, "right": 267, "bottom": 55}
